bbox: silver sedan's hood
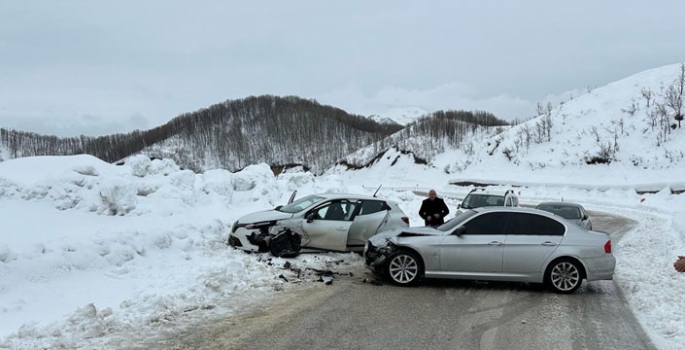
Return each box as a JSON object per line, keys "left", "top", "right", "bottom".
{"left": 237, "top": 210, "right": 294, "bottom": 224}
{"left": 369, "top": 226, "right": 441, "bottom": 246}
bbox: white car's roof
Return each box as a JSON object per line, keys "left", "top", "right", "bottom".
{"left": 312, "top": 193, "right": 392, "bottom": 201}
{"left": 536, "top": 201, "right": 584, "bottom": 209}
{"left": 467, "top": 188, "right": 517, "bottom": 196}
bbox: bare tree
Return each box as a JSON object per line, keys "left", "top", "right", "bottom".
{"left": 664, "top": 63, "right": 685, "bottom": 128}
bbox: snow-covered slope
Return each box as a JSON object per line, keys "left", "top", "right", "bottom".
{"left": 367, "top": 106, "right": 430, "bottom": 125}
{"left": 448, "top": 63, "right": 685, "bottom": 189}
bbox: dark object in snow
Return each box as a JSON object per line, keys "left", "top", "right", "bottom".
{"left": 362, "top": 278, "right": 383, "bottom": 286}
{"left": 269, "top": 229, "right": 302, "bottom": 258}
{"left": 283, "top": 261, "right": 291, "bottom": 269}
{"left": 279, "top": 274, "right": 289, "bottom": 282}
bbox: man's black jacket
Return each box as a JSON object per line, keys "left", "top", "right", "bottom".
{"left": 419, "top": 197, "right": 449, "bottom": 226}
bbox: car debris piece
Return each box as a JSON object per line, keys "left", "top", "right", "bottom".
{"left": 269, "top": 228, "right": 302, "bottom": 258}
{"left": 321, "top": 276, "right": 334, "bottom": 285}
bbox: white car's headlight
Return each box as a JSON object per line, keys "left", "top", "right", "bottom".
{"left": 244, "top": 221, "right": 272, "bottom": 229}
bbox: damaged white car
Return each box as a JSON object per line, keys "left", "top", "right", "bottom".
{"left": 228, "top": 192, "right": 410, "bottom": 257}
{"left": 364, "top": 207, "right": 615, "bottom": 294}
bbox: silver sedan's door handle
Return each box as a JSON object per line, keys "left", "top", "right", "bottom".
{"left": 488, "top": 241, "right": 503, "bottom": 246}
{"left": 541, "top": 241, "right": 557, "bottom": 246}
{"left": 336, "top": 227, "right": 347, "bottom": 231}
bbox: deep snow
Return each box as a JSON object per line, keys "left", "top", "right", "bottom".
{"left": 1, "top": 63, "right": 685, "bottom": 349}
{"left": 0, "top": 153, "right": 683, "bottom": 350}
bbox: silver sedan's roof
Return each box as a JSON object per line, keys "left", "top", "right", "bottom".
{"left": 536, "top": 201, "right": 585, "bottom": 208}
{"left": 471, "top": 206, "right": 561, "bottom": 219}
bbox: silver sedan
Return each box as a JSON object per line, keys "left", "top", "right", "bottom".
{"left": 535, "top": 201, "right": 593, "bottom": 230}
{"left": 364, "top": 207, "right": 615, "bottom": 293}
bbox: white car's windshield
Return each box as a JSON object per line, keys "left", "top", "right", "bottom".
{"left": 277, "top": 195, "right": 325, "bottom": 213}
{"left": 461, "top": 194, "right": 504, "bottom": 209}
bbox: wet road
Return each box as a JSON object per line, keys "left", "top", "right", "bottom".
{"left": 156, "top": 210, "right": 655, "bottom": 350}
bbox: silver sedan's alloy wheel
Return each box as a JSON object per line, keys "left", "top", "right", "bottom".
{"left": 389, "top": 254, "right": 419, "bottom": 284}
{"left": 550, "top": 261, "right": 580, "bottom": 292}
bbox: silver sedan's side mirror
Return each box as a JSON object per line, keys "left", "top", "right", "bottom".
{"left": 454, "top": 226, "right": 466, "bottom": 236}
{"left": 457, "top": 203, "right": 461, "bottom": 209}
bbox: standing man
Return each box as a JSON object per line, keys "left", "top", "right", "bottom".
{"left": 419, "top": 189, "right": 449, "bottom": 227}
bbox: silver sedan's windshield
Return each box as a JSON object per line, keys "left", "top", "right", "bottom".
{"left": 277, "top": 195, "right": 325, "bottom": 213}
{"left": 437, "top": 210, "right": 477, "bottom": 232}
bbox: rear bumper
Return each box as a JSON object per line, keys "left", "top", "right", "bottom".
{"left": 584, "top": 254, "right": 616, "bottom": 281}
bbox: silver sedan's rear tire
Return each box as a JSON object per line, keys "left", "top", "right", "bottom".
{"left": 545, "top": 258, "right": 583, "bottom": 294}
{"left": 385, "top": 250, "right": 423, "bottom": 286}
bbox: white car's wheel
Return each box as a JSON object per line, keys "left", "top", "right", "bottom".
{"left": 545, "top": 258, "right": 583, "bottom": 294}
{"left": 385, "top": 250, "right": 423, "bottom": 286}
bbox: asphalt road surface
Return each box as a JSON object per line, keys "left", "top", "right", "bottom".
{"left": 150, "top": 210, "right": 655, "bottom": 350}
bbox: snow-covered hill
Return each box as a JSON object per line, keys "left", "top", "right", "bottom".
{"left": 447, "top": 63, "right": 685, "bottom": 190}
{"left": 367, "top": 106, "right": 430, "bottom": 125}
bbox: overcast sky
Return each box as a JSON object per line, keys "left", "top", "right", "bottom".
{"left": 1, "top": 1, "right": 684, "bottom": 136}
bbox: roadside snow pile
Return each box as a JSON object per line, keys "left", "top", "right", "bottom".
{"left": 0, "top": 154, "right": 361, "bottom": 350}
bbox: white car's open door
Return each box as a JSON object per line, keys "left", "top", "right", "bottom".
{"left": 347, "top": 211, "right": 388, "bottom": 249}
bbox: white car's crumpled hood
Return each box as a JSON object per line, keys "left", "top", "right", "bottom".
{"left": 368, "top": 226, "right": 441, "bottom": 247}
{"left": 237, "top": 210, "right": 294, "bottom": 224}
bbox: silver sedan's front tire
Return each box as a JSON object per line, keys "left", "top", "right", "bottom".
{"left": 385, "top": 250, "right": 423, "bottom": 286}
{"left": 545, "top": 258, "right": 583, "bottom": 294}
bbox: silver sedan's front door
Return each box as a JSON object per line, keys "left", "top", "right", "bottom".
{"left": 439, "top": 234, "right": 506, "bottom": 273}
{"left": 439, "top": 212, "right": 509, "bottom": 273}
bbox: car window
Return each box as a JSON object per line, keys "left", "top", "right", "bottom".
{"left": 461, "top": 212, "right": 508, "bottom": 235}
{"left": 278, "top": 195, "right": 325, "bottom": 213}
{"left": 358, "top": 200, "right": 386, "bottom": 216}
{"left": 438, "top": 210, "right": 477, "bottom": 232}
{"left": 507, "top": 213, "right": 566, "bottom": 236}
{"left": 536, "top": 205, "right": 581, "bottom": 220}
{"left": 313, "top": 201, "right": 358, "bottom": 221}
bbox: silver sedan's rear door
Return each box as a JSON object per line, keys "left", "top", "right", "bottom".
{"left": 502, "top": 213, "right": 565, "bottom": 275}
